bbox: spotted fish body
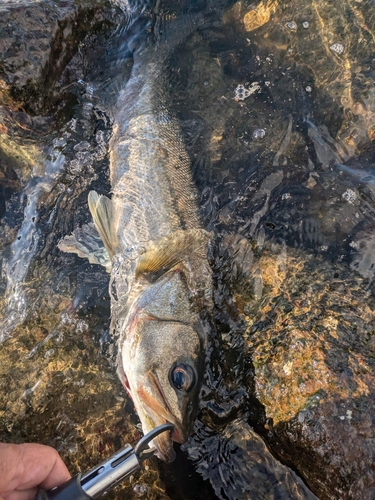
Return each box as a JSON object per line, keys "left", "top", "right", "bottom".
{"left": 60, "top": 17, "right": 212, "bottom": 462}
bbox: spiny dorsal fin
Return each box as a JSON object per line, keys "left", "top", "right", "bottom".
{"left": 135, "top": 229, "right": 210, "bottom": 278}
{"left": 88, "top": 191, "right": 118, "bottom": 257}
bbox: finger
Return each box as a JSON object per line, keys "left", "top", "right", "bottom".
{"left": 0, "top": 443, "right": 70, "bottom": 496}
{"left": 2, "top": 487, "right": 37, "bottom": 500}
{"left": 18, "top": 444, "right": 71, "bottom": 491}
{"left": 0, "top": 444, "right": 70, "bottom": 497}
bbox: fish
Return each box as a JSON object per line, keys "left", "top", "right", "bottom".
{"left": 59, "top": 10, "right": 212, "bottom": 462}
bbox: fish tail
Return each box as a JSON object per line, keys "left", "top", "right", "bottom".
{"left": 128, "top": 12, "right": 204, "bottom": 66}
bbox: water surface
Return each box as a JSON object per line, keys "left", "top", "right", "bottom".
{"left": 1, "top": 1, "right": 375, "bottom": 499}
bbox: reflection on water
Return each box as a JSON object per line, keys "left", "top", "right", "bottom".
{"left": 1, "top": 0, "right": 375, "bottom": 499}
{"left": 0, "top": 151, "right": 65, "bottom": 341}
{"left": 184, "top": 418, "right": 318, "bottom": 500}
{"left": 0, "top": 0, "right": 43, "bottom": 10}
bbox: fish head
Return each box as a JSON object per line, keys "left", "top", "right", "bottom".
{"left": 118, "top": 269, "right": 206, "bottom": 462}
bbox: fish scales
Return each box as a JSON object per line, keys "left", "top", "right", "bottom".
{"left": 109, "top": 62, "right": 200, "bottom": 251}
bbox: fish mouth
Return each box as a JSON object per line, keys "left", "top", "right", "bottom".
{"left": 137, "top": 371, "right": 185, "bottom": 463}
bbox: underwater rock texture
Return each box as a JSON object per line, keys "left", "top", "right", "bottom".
{"left": 239, "top": 242, "right": 375, "bottom": 499}
{"left": 174, "top": 1, "right": 375, "bottom": 497}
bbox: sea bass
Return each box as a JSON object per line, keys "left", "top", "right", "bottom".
{"left": 59, "top": 14, "right": 212, "bottom": 462}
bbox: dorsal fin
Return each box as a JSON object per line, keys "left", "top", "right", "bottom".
{"left": 135, "top": 229, "right": 210, "bottom": 278}
{"left": 88, "top": 191, "right": 118, "bottom": 257}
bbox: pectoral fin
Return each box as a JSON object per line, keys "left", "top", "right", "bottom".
{"left": 58, "top": 223, "right": 111, "bottom": 271}
{"left": 88, "top": 191, "right": 118, "bottom": 257}
{"left": 135, "top": 229, "right": 210, "bottom": 277}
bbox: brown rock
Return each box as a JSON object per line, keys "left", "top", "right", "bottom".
{"left": 242, "top": 244, "right": 375, "bottom": 499}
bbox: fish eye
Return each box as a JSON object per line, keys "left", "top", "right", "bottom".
{"left": 170, "top": 364, "right": 196, "bottom": 392}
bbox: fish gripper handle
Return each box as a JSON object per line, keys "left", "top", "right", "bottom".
{"left": 35, "top": 474, "right": 90, "bottom": 500}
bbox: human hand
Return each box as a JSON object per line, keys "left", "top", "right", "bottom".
{"left": 0, "top": 443, "right": 71, "bottom": 500}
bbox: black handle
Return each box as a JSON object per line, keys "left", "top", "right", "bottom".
{"left": 35, "top": 474, "right": 92, "bottom": 500}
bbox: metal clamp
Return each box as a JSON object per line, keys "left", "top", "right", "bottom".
{"left": 35, "top": 424, "right": 174, "bottom": 500}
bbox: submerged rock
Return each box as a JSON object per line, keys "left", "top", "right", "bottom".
{"left": 0, "top": 0, "right": 116, "bottom": 112}
{"left": 0, "top": 276, "right": 171, "bottom": 500}
{"left": 224, "top": 236, "right": 375, "bottom": 499}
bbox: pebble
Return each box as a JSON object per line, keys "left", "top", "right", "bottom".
{"left": 286, "top": 21, "right": 297, "bottom": 31}
{"left": 342, "top": 188, "right": 357, "bottom": 204}
{"left": 235, "top": 84, "right": 250, "bottom": 100}
{"left": 234, "top": 82, "right": 261, "bottom": 101}
{"left": 133, "top": 484, "right": 149, "bottom": 497}
{"left": 76, "top": 319, "right": 88, "bottom": 332}
{"left": 67, "top": 443, "right": 78, "bottom": 454}
{"left": 253, "top": 128, "right": 266, "bottom": 140}
{"left": 330, "top": 43, "right": 345, "bottom": 55}
{"left": 61, "top": 312, "right": 74, "bottom": 324}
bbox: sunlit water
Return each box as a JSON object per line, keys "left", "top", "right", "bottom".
{"left": 0, "top": 0, "right": 42, "bottom": 10}
{"left": 1, "top": 0, "right": 375, "bottom": 499}
{"left": 0, "top": 151, "right": 65, "bottom": 341}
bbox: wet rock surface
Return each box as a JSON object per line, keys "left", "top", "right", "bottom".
{"left": 0, "top": 0, "right": 115, "bottom": 112}
{"left": 0, "top": 291, "right": 170, "bottom": 499}
{"left": 242, "top": 243, "right": 375, "bottom": 499}
{"left": 1, "top": 1, "right": 375, "bottom": 499}
{"left": 185, "top": 418, "right": 319, "bottom": 500}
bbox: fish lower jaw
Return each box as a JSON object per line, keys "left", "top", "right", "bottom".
{"left": 155, "top": 446, "right": 176, "bottom": 464}
{"left": 171, "top": 426, "right": 184, "bottom": 444}
{"left": 149, "top": 423, "right": 176, "bottom": 463}
{"left": 144, "top": 416, "right": 186, "bottom": 462}
{"left": 148, "top": 416, "right": 185, "bottom": 444}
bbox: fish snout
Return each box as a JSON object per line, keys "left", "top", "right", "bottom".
{"left": 136, "top": 371, "right": 191, "bottom": 462}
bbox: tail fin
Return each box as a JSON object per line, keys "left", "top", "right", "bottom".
{"left": 95, "top": 1, "right": 238, "bottom": 97}
{"left": 94, "top": 4, "right": 204, "bottom": 89}
{"left": 128, "top": 12, "right": 204, "bottom": 62}
{"left": 124, "top": 0, "right": 239, "bottom": 61}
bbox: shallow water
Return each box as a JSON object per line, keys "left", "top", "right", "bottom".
{"left": 1, "top": 0, "right": 375, "bottom": 499}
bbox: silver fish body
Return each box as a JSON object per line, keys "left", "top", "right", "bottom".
{"left": 61, "top": 35, "right": 212, "bottom": 462}
{"left": 109, "top": 62, "right": 201, "bottom": 247}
